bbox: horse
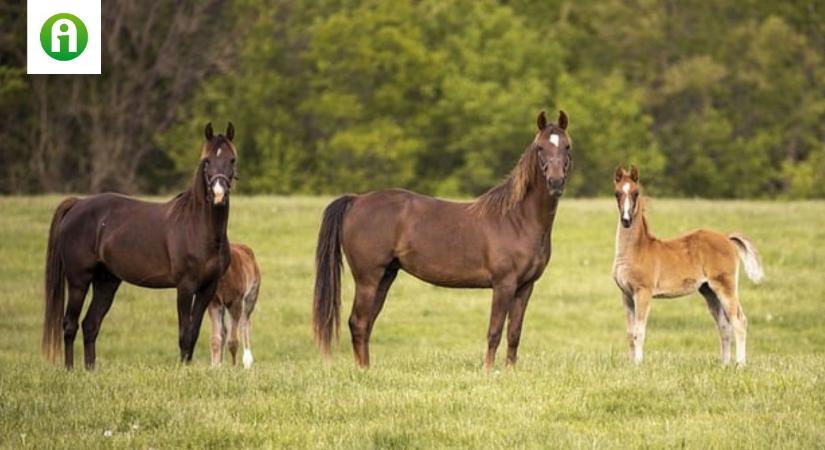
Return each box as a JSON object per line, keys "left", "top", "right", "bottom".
{"left": 312, "top": 111, "right": 572, "bottom": 369}
{"left": 611, "top": 165, "right": 764, "bottom": 366}
{"left": 207, "top": 243, "right": 260, "bottom": 368}
{"left": 42, "top": 122, "right": 237, "bottom": 369}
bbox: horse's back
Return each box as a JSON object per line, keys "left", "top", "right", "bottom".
{"left": 59, "top": 193, "right": 177, "bottom": 286}
{"left": 343, "top": 189, "right": 493, "bottom": 287}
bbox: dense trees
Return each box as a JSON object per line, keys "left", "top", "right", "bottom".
{"left": 2, "top": 0, "right": 823, "bottom": 197}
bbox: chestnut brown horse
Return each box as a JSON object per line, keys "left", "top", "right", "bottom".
{"left": 313, "top": 111, "right": 572, "bottom": 369}
{"left": 207, "top": 243, "right": 260, "bottom": 368}
{"left": 43, "top": 123, "right": 237, "bottom": 369}
{"left": 612, "top": 166, "right": 763, "bottom": 366}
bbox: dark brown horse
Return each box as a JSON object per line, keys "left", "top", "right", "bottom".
{"left": 313, "top": 111, "right": 572, "bottom": 369}
{"left": 43, "top": 123, "right": 237, "bottom": 369}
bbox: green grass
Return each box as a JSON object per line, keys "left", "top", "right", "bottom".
{"left": 1, "top": 196, "right": 824, "bottom": 449}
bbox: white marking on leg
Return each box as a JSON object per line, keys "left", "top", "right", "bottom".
{"left": 549, "top": 134, "right": 560, "bottom": 146}
{"left": 242, "top": 349, "right": 253, "bottom": 368}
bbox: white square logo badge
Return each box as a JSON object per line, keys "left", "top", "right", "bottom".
{"left": 27, "top": 0, "right": 101, "bottom": 74}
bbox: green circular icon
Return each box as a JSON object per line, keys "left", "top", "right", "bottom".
{"left": 40, "top": 13, "right": 88, "bottom": 61}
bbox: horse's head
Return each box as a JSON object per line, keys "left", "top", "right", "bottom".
{"left": 534, "top": 110, "right": 572, "bottom": 196}
{"left": 613, "top": 165, "right": 641, "bottom": 228}
{"left": 201, "top": 122, "right": 237, "bottom": 206}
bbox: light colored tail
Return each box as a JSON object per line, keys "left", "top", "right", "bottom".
{"left": 729, "top": 234, "right": 764, "bottom": 284}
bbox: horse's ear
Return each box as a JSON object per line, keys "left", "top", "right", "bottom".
{"left": 537, "top": 111, "right": 548, "bottom": 130}
{"left": 558, "top": 110, "right": 568, "bottom": 130}
{"left": 204, "top": 122, "right": 214, "bottom": 141}
{"left": 630, "top": 164, "right": 639, "bottom": 182}
{"left": 226, "top": 122, "right": 235, "bottom": 142}
{"left": 614, "top": 166, "right": 625, "bottom": 183}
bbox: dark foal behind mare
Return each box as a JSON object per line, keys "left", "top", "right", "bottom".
{"left": 314, "top": 111, "right": 572, "bottom": 369}
{"left": 43, "top": 123, "right": 237, "bottom": 369}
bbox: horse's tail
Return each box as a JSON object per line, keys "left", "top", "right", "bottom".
{"left": 312, "top": 195, "right": 355, "bottom": 357}
{"left": 43, "top": 197, "right": 79, "bottom": 363}
{"left": 729, "top": 233, "right": 764, "bottom": 284}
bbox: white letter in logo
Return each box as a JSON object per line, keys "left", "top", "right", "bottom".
{"left": 51, "top": 19, "right": 77, "bottom": 53}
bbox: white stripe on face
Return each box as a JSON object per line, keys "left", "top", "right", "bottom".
{"left": 212, "top": 181, "right": 225, "bottom": 204}
{"left": 217, "top": 147, "right": 222, "bottom": 157}
{"left": 621, "top": 183, "right": 631, "bottom": 221}
{"left": 549, "top": 134, "right": 560, "bottom": 147}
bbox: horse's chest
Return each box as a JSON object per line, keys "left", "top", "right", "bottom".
{"left": 613, "top": 260, "right": 635, "bottom": 293}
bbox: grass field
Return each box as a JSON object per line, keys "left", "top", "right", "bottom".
{"left": 1, "top": 195, "right": 824, "bottom": 449}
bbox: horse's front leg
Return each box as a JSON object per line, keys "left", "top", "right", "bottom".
{"left": 622, "top": 292, "right": 636, "bottom": 361}
{"left": 182, "top": 280, "right": 219, "bottom": 363}
{"left": 506, "top": 282, "right": 535, "bottom": 366}
{"left": 176, "top": 285, "right": 197, "bottom": 362}
{"left": 631, "top": 288, "right": 652, "bottom": 364}
{"left": 485, "top": 280, "right": 517, "bottom": 371}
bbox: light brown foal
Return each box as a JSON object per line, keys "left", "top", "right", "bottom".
{"left": 612, "top": 166, "right": 764, "bottom": 366}
{"left": 208, "top": 243, "right": 260, "bottom": 368}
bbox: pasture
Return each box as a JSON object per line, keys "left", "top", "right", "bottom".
{"left": 1, "top": 196, "right": 824, "bottom": 448}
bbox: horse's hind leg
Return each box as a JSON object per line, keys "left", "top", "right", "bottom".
{"left": 347, "top": 264, "right": 393, "bottom": 368}
{"left": 699, "top": 283, "right": 732, "bottom": 365}
{"left": 709, "top": 278, "right": 747, "bottom": 366}
{"left": 81, "top": 268, "right": 121, "bottom": 369}
{"left": 240, "top": 285, "right": 259, "bottom": 368}
{"left": 708, "top": 276, "right": 747, "bottom": 366}
{"left": 63, "top": 272, "right": 92, "bottom": 369}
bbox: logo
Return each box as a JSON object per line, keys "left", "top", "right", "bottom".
{"left": 40, "top": 13, "right": 88, "bottom": 61}
{"left": 27, "top": 0, "right": 101, "bottom": 75}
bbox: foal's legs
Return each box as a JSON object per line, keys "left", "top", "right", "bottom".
{"left": 63, "top": 274, "right": 92, "bottom": 369}
{"left": 485, "top": 281, "right": 517, "bottom": 370}
{"left": 621, "top": 292, "right": 636, "bottom": 360}
{"left": 699, "top": 283, "right": 732, "bottom": 365}
{"left": 226, "top": 310, "right": 241, "bottom": 365}
{"left": 81, "top": 270, "right": 121, "bottom": 369}
{"left": 708, "top": 276, "right": 747, "bottom": 366}
{"left": 349, "top": 264, "right": 397, "bottom": 368}
{"left": 631, "top": 289, "right": 652, "bottom": 364}
{"left": 208, "top": 304, "right": 225, "bottom": 367}
{"left": 239, "top": 300, "right": 254, "bottom": 368}
{"left": 505, "top": 282, "right": 534, "bottom": 366}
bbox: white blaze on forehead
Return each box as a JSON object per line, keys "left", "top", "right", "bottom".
{"left": 620, "top": 184, "right": 632, "bottom": 221}
{"left": 549, "top": 134, "right": 560, "bottom": 146}
{"left": 212, "top": 181, "right": 225, "bottom": 204}
{"left": 217, "top": 147, "right": 222, "bottom": 157}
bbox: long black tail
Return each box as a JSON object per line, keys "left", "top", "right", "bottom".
{"left": 43, "top": 197, "right": 79, "bottom": 363}
{"left": 312, "top": 195, "right": 355, "bottom": 356}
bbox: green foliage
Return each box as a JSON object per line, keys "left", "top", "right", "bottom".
{"left": 3, "top": 0, "right": 825, "bottom": 197}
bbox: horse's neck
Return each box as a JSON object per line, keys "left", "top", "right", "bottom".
{"left": 514, "top": 170, "right": 558, "bottom": 234}
{"left": 174, "top": 166, "right": 229, "bottom": 244}
{"left": 615, "top": 210, "right": 652, "bottom": 260}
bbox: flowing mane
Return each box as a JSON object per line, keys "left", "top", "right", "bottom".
{"left": 470, "top": 143, "right": 540, "bottom": 216}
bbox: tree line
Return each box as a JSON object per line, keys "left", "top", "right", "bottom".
{"left": 1, "top": 0, "right": 823, "bottom": 197}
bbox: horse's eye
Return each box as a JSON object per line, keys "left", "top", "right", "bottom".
{"left": 230, "top": 158, "right": 236, "bottom": 164}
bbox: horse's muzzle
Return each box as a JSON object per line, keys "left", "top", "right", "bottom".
{"left": 211, "top": 179, "right": 228, "bottom": 205}
{"left": 621, "top": 217, "right": 632, "bottom": 228}
{"left": 547, "top": 178, "right": 565, "bottom": 196}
